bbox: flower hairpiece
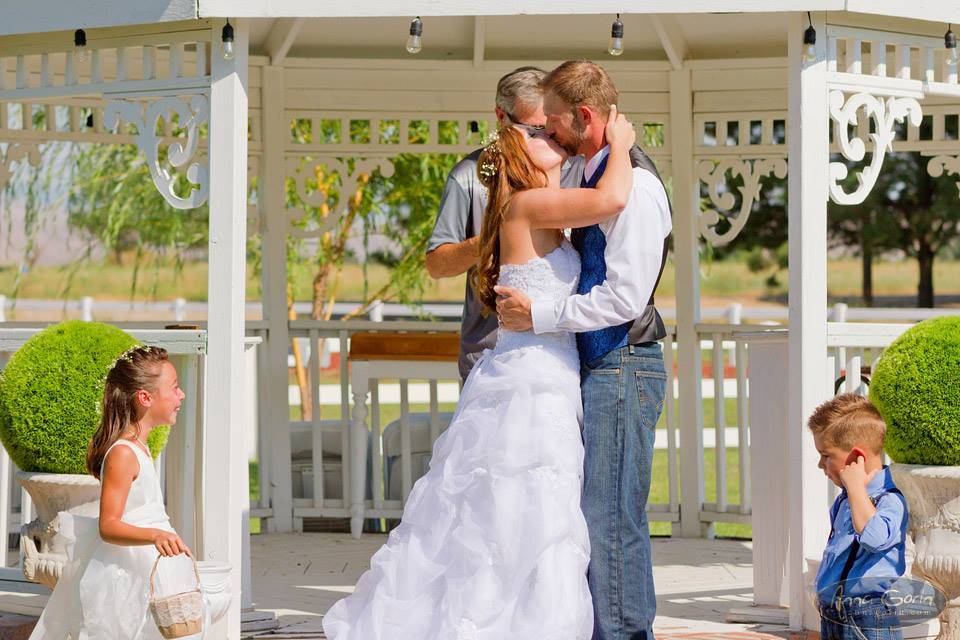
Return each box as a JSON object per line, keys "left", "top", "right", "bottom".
{"left": 479, "top": 128, "right": 502, "bottom": 179}
{"left": 101, "top": 344, "right": 151, "bottom": 384}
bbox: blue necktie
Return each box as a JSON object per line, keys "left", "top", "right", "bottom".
{"left": 570, "top": 156, "right": 631, "bottom": 365}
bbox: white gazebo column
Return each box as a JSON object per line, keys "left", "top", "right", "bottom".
{"left": 203, "top": 18, "right": 250, "bottom": 638}
{"left": 261, "top": 64, "right": 294, "bottom": 533}
{"left": 786, "top": 11, "right": 832, "bottom": 631}
{"left": 669, "top": 65, "right": 707, "bottom": 538}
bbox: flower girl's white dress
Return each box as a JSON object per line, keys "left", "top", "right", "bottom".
{"left": 29, "top": 439, "right": 199, "bottom": 640}
{"left": 323, "top": 240, "right": 593, "bottom": 640}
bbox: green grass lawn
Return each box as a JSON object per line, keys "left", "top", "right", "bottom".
{"left": 4, "top": 256, "right": 960, "bottom": 305}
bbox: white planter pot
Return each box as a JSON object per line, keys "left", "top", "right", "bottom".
{"left": 891, "top": 464, "right": 960, "bottom": 640}
{"left": 16, "top": 471, "right": 100, "bottom": 589}
{"left": 197, "top": 561, "right": 232, "bottom": 624}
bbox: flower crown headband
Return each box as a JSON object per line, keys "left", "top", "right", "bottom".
{"left": 101, "top": 344, "right": 162, "bottom": 383}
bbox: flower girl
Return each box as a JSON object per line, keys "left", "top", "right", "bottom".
{"left": 30, "top": 345, "right": 199, "bottom": 639}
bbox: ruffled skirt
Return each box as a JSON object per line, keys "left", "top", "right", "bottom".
{"left": 323, "top": 343, "right": 592, "bottom": 639}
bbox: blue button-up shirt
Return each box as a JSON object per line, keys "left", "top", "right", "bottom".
{"left": 815, "top": 465, "right": 908, "bottom": 598}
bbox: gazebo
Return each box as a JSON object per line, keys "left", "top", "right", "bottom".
{"left": 2, "top": 1, "right": 959, "bottom": 636}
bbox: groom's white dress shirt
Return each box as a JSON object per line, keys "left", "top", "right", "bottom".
{"left": 530, "top": 145, "right": 673, "bottom": 335}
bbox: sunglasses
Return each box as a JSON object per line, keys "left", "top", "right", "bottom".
{"left": 510, "top": 122, "right": 549, "bottom": 139}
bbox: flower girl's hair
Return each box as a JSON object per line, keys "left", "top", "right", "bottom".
{"left": 473, "top": 126, "right": 548, "bottom": 314}
{"left": 86, "top": 345, "right": 169, "bottom": 479}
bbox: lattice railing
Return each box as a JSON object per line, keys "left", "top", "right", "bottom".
{"left": 695, "top": 111, "right": 788, "bottom": 158}
{"left": 827, "top": 26, "right": 959, "bottom": 93}
{"left": 275, "top": 109, "right": 672, "bottom": 161}
{"left": 0, "top": 23, "right": 212, "bottom": 100}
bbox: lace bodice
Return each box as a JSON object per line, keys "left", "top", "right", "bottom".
{"left": 493, "top": 240, "right": 580, "bottom": 362}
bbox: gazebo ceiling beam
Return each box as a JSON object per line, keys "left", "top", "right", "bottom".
{"left": 264, "top": 17, "right": 303, "bottom": 66}
{"left": 473, "top": 16, "right": 485, "bottom": 68}
{"left": 651, "top": 14, "right": 688, "bottom": 71}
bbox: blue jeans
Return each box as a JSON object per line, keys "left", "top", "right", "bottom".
{"left": 580, "top": 343, "right": 666, "bottom": 640}
{"left": 820, "top": 598, "right": 904, "bottom": 640}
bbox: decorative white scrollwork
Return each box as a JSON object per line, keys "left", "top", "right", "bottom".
{"left": 926, "top": 155, "right": 960, "bottom": 196}
{"left": 104, "top": 95, "right": 209, "bottom": 210}
{"left": 0, "top": 143, "right": 41, "bottom": 191}
{"left": 285, "top": 155, "right": 395, "bottom": 238}
{"left": 697, "top": 158, "right": 788, "bottom": 246}
{"left": 828, "top": 90, "right": 923, "bottom": 206}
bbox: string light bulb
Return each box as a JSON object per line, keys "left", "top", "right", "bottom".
{"left": 608, "top": 15, "right": 624, "bottom": 57}
{"left": 406, "top": 17, "right": 423, "bottom": 54}
{"left": 74, "top": 29, "right": 89, "bottom": 63}
{"left": 221, "top": 19, "right": 235, "bottom": 60}
{"left": 946, "top": 25, "right": 958, "bottom": 65}
{"left": 802, "top": 12, "right": 817, "bottom": 63}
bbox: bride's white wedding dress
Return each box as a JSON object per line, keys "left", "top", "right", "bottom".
{"left": 323, "top": 240, "right": 593, "bottom": 640}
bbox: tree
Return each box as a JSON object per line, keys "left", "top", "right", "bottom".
{"left": 1, "top": 110, "right": 70, "bottom": 300}
{"left": 66, "top": 142, "right": 209, "bottom": 297}
{"left": 874, "top": 153, "right": 960, "bottom": 307}
{"left": 826, "top": 175, "right": 893, "bottom": 307}
{"left": 831, "top": 152, "right": 960, "bottom": 307}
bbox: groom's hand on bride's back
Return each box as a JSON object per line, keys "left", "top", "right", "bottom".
{"left": 494, "top": 285, "right": 533, "bottom": 331}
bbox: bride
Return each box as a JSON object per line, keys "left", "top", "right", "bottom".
{"left": 323, "top": 107, "right": 636, "bottom": 640}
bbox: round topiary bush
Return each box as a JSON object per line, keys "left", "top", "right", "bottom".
{"left": 869, "top": 316, "right": 960, "bottom": 466}
{"left": 0, "top": 321, "right": 169, "bottom": 474}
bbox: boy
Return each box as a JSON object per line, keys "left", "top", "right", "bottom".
{"left": 809, "top": 393, "right": 909, "bottom": 640}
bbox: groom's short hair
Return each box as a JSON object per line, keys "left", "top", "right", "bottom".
{"left": 496, "top": 67, "right": 548, "bottom": 118}
{"left": 542, "top": 60, "right": 619, "bottom": 118}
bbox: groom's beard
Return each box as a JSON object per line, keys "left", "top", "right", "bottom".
{"left": 554, "top": 121, "right": 587, "bottom": 156}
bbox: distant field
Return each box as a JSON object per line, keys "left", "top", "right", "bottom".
{"left": 3, "top": 256, "right": 960, "bottom": 307}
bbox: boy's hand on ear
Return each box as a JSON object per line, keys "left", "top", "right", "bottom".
{"left": 839, "top": 454, "right": 878, "bottom": 491}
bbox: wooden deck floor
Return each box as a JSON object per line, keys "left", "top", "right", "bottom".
{"left": 246, "top": 533, "right": 793, "bottom": 639}
{"left": 0, "top": 533, "right": 796, "bottom": 638}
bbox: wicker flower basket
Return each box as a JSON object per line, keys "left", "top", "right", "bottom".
{"left": 148, "top": 555, "right": 204, "bottom": 639}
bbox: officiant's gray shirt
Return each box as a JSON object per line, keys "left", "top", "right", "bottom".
{"left": 428, "top": 149, "right": 583, "bottom": 380}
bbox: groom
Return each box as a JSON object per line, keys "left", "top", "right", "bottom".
{"left": 496, "top": 60, "right": 672, "bottom": 640}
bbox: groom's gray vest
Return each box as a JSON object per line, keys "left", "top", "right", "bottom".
{"left": 571, "top": 146, "right": 671, "bottom": 364}
{"left": 627, "top": 146, "right": 671, "bottom": 345}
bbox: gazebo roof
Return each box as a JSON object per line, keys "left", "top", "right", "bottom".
{"left": 3, "top": 1, "right": 958, "bottom": 42}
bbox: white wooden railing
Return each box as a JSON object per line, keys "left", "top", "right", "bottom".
{"left": 329, "top": 321, "right": 767, "bottom": 538}
{"left": 4, "top": 294, "right": 959, "bottom": 325}
{"left": 278, "top": 320, "right": 461, "bottom": 531}
{"left": 145, "top": 318, "right": 932, "bottom": 541}
{"left": 0, "top": 316, "right": 940, "bottom": 552}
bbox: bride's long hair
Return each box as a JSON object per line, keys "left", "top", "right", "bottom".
{"left": 473, "top": 126, "right": 548, "bottom": 314}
